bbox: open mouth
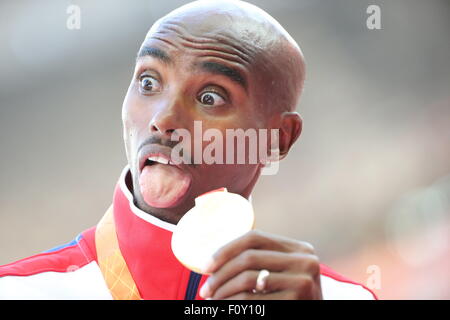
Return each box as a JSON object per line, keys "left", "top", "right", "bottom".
{"left": 138, "top": 150, "right": 192, "bottom": 209}
{"left": 139, "top": 151, "right": 180, "bottom": 172}
{"left": 144, "top": 155, "right": 172, "bottom": 167}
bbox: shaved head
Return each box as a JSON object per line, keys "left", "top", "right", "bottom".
{"left": 143, "top": 0, "right": 306, "bottom": 114}
{"left": 123, "top": 0, "right": 305, "bottom": 223}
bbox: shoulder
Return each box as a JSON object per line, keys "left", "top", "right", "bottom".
{"left": 0, "top": 227, "right": 111, "bottom": 299}
{"left": 0, "top": 227, "right": 96, "bottom": 277}
{"left": 319, "top": 263, "right": 377, "bottom": 300}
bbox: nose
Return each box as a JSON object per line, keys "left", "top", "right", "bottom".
{"left": 148, "top": 99, "right": 181, "bottom": 138}
{"left": 150, "top": 115, "right": 175, "bottom": 136}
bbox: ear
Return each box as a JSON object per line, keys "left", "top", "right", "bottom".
{"left": 278, "top": 112, "right": 302, "bottom": 160}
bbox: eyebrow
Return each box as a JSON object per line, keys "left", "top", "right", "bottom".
{"left": 199, "top": 61, "right": 247, "bottom": 91}
{"left": 136, "top": 46, "right": 247, "bottom": 91}
{"left": 136, "top": 46, "right": 172, "bottom": 64}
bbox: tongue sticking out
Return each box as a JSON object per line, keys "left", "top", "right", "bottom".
{"left": 139, "top": 164, "right": 191, "bottom": 208}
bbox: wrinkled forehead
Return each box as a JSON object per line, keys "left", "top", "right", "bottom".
{"left": 143, "top": 15, "right": 269, "bottom": 69}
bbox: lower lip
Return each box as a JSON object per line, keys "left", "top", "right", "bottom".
{"left": 139, "top": 163, "right": 192, "bottom": 208}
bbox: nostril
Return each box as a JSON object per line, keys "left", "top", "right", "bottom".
{"left": 149, "top": 118, "right": 176, "bottom": 136}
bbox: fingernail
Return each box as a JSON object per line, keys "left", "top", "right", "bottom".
{"left": 199, "top": 283, "right": 211, "bottom": 299}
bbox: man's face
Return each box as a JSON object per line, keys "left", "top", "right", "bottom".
{"left": 121, "top": 21, "right": 272, "bottom": 224}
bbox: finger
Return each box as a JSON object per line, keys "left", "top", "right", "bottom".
{"left": 200, "top": 250, "right": 318, "bottom": 299}
{"left": 203, "top": 230, "right": 314, "bottom": 274}
{"left": 212, "top": 271, "right": 312, "bottom": 300}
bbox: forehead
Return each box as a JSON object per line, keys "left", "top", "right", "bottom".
{"left": 138, "top": 19, "right": 266, "bottom": 89}
{"left": 145, "top": 12, "right": 261, "bottom": 60}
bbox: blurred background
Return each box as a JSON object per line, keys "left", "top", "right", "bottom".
{"left": 0, "top": 0, "right": 449, "bottom": 299}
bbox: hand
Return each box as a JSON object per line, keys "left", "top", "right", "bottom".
{"left": 198, "top": 230, "right": 323, "bottom": 300}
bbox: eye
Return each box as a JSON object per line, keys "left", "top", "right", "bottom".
{"left": 139, "top": 75, "right": 161, "bottom": 94}
{"left": 198, "top": 91, "right": 226, "bottom": 107}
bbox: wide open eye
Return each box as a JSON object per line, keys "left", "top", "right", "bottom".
{"left": 139, "top": 75, "right": 161, "bottom": 94}
{"left": 198, "top": 91, "right": 226, "bottom": 107}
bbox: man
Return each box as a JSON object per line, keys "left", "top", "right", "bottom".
{"left": 0, "top": 0, "right": 376, "bottom": 300}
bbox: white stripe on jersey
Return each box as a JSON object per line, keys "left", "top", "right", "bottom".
{"left": 0, "top": 261, "right": 112, "bottom": 300}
